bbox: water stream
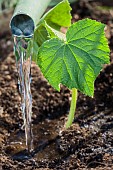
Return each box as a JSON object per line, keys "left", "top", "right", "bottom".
{"left": 14, "top": 36, "right": 33, "bottom": 152}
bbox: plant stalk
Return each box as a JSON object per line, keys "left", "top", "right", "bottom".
{"left": 66, "top": 88, "right": 77, "bottom": 128}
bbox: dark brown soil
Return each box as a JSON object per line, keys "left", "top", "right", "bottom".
{"left": 1, "top": 0, "right": 113, "bottom": 169}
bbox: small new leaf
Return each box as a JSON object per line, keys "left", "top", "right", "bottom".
{"left": 42, "top": 0, "right": 72, "bottom": 30}
{"left": 38, "top": 19, "right": 110, "bottom": 96}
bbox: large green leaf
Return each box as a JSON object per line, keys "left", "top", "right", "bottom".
{"left": 38, "top": 19, "right": 110, "bottom": 96}
{"left": 42, "top": 0, "right": 72, "bottom": 30}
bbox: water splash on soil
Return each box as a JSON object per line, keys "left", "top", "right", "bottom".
{"left": 6, "top": 119, "right": 63, "bottom": 162}
{"left": 14, "top": 36, "right": 33, "bottom": 152}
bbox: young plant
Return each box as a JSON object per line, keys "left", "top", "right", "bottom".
{"left": 28, "top": 0, "right": 110, "bottom": 128}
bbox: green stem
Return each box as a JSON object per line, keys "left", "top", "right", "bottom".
{"left": 65, "top": 88, "right": 77, "bottom": 128}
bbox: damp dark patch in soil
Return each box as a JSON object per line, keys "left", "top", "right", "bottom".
{"left": 1, "top": 0, "right": 113, "bottom": 169}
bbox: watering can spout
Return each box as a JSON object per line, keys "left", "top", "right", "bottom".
{"left": 10, "top": 0, "right": 52, "bottom": 37}
{"left": 10, "top": 14, "right": 34, "bottom": 37}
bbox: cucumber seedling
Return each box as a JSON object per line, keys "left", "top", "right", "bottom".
{"left": 27, "top": 0, "right": 110, "bottom": 128}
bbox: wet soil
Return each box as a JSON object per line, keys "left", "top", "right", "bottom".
{"left": 1, "top": 0, "right": 113, "bottom": 169}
